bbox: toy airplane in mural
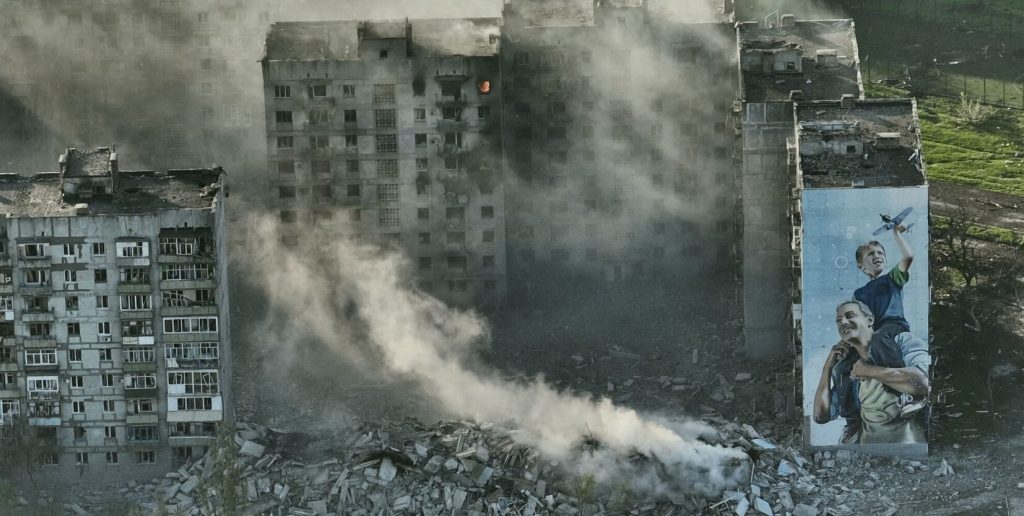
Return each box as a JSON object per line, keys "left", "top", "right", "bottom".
{"left": 872, "top": 207, "right": 915, "bottom": 236}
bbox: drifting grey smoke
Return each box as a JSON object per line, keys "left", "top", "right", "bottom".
{"left": 245, "top": 216, "right": 748, "bottom": 496}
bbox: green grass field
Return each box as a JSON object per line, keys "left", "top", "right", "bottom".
{"left": 869, "top": 83, "right": 1024, "bottom": 195}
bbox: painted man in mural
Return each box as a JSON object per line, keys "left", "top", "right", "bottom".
{"left": 823, "top": 224, "right": 917, "bottom": 443}
{"left": 813, "top": 300, "right": 930, "bottom": 444}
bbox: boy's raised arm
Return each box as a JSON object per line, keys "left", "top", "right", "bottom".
{"left": 893, "top": 224, "right": 913, "bottom": 273}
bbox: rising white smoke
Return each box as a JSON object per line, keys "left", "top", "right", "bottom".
{"left": 245, "top": 216, "right": 748, "bottom": 497}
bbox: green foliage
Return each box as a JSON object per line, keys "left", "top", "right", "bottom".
{"left": 572, "top": 473, "right": 597, "bottom": 506}
{"left": 956, "top": 92, "right": 996, "bottom": 126}
{"left": 197, "top": 427, "right": 243, "bottom": 515}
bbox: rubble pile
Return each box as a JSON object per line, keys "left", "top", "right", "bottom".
{"left": 84, "top": 418, "right": 949, "bottom": 516}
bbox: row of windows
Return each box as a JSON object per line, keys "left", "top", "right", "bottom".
{"left": 418, "top": 254, "right": 497, "bottom": 270}
{"left": 19, "top": 265, "right": 216, "bottom": 287}
{"left": 12, "top": 238, "right": 209, "bottom": 260}
{"left": 420, "top": 279, "right": 499, "bottom": 293}
{"left": 276, "top": 132, "right": 458, "bottom": 153}
{"left": 273, "top": 106, "right": 490, "bottom": 126}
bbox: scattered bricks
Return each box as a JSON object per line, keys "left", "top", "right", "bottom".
{"left": 793, "top": 504, "right": 818, "bottom": 516}
{"left": 180, "top": 476, "right": 200, "bottom": 495}
{"left": 239, "top": 440, "right": 266, "bottom": 458}
{"left": 257, "top": 477, "right": 272, "bottom": 494}
{"left": 735, "top": 372, "right": 753, "bottom": 382}
{"left": 378, "top": 458, "right": 398, "bottom": 482}
{"left": 444, "top": 458, "right": 460, "bottom": 471}
{"left": 392, "top": 495, "right": 412, "bottom": 511}
{"left": 274, "top": 483, "right": 290, "bottom": 501}
{"left": 415, "top": 442, "right": 429, "bottom": 458}
{"left": 307, "top": 499, "right": 327, "bottom": 515}
{"left": 933, "top": 459, "right": 955, "bottom": 477}
{"left": 835, "top": 450, "right": 852, "bottom": 461}
{"left": 735, "top": 497, "right": 750, "bottom": 516}
{"left": 477, "top": 466, "right": 495, "bottom": 486}
{"left": 452, "top": 489, "right": 467, "bottom": 510}
{"left": 536, "top": 479, "right": 547, "bottom": 497}
{"left": 424, "top": 455, "right": 444, "bottom": 474}
{"left": 246, "top": 479, "right": 258, "bottom": 502}
{"left": 752, "top": 497, "right": 773, "bottom": 515}
{"left": 67, "top": 503, "right": 89, "bottom": 516}
{"left": 475, "top": 446, "right": 490, "bottom": 463}
{"left": 776, "top": 460, "right": 797, "bottom": 477}
{"left": 777, "top": 490, "right": 794, "bottom": 510}
{"left": 164, "top": 483, "right": 181, "bottom": 500}
{"left": 793, "top": 481, "right": 816, "bottom": 496}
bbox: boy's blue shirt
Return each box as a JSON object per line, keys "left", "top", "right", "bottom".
{"left": 854, "top": 266, "right": 910, "bottom": 332}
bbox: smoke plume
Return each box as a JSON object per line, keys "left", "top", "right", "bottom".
{"left": 245, "top": 216, "right": 748, "bottom": 497}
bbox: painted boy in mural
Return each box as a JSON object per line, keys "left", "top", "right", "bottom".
{"left": 813, "top": 300, "right": 930, "bottom": 444}
{"left": 817, "top": 223, "right": 922, "bottom": 443}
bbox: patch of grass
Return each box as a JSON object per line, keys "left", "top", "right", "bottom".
{"left": 867, "top": 83, "right": 1024, "bottom": 195}
{"left": 933, "top": 215, "right": 1024, "bottom": 247}
{"left": 917, "top": 97, "right": 1024, "bottom": 195}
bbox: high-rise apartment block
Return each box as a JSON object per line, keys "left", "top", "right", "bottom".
{"left": 261, "top": 18, "right": 507, "bottom": 306}
{"left": 0, "top": 147, "right": 232, "bottom": 479}
{"left": 501, "top": 0, "right": 739, "bottom": 302}
{"left": 736, "top": 17, "right": 863, "bottom": 356}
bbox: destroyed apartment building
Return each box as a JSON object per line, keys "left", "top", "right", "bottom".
{"left": 790, "top": 98, "right": 930, "bottom": 450}
{"left": 258, "top": 2, "right": 901, "bottom": 360}
{"left": 261, "top": 17, "right": 507, "bottom": 307}
{"left": 736, "top": 16, "right": 864, "bottom": 357}
{"left": 0, "top": 147, "right": 233, "bottom": 480}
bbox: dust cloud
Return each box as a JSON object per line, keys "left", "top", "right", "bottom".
{"left": 243, "top": 216, "right": 748, "bottom": 496}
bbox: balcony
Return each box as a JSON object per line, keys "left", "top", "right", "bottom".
{"left": 23, "top": 336, "right": 57, "bottom": 348}
{"left": 19, "top": 283, "right": 52, "bottom": 296}
{"left": 157, "top": 254, "right": 216, "bottom": 264}
{"left": 118, "top": 283, "right": 153, "bottom": 294}
{"left": 24, "top": 362, "right": 59, "bottom": 372}
{"left": 124, "top": 362, "right": 158, "bottom": 373}
{"left": 125, "top": 387, "right": 159, "bottom": 399}
{"left": 435, "top": 93, "right": 467, "bottom": 108}
{"left": 161, "top": 305, "right": 218, "bottom": 317}
{"left": 122, "top": 336, "right": 155, "bottom": 346}
{"left": 119, "top": 310, "right": 154, "bottom": 321}
{"left": 437, "top": 119, "right": 468, "bottom": 132}
{"left": 116, "top": 257, "right": 151, "bottom": 267}
{"left": 126, "top": 414, "right": 159, "bottom": 425}
{"left": 20, "top": 310, "right": 55, "bottom": 322}
{"left": 168, "top": 435, "right": 215, "bottom": 447}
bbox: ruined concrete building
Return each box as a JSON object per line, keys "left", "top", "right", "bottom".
{"left": 261, "top": 18, "right": 507, "bottom": 306}
{"left": 736, "top": 17, "right": 863, "bottom": 356}
{"left": 0, "top": 147, "right": 232, "bottom": 479}
{"left": 500, "top": 0, "right": 739, "bottom": 301}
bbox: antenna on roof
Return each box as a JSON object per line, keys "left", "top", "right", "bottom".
{"left": 762, "top": 8, "right": 780, "bottom": 28}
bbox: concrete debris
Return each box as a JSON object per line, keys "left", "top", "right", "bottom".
{"left": 932, "top": 459, "right": 955, "bottom": 477}
{"left": 239, "top": 440, "right": 267, "bottom": 458}
{"left": 56, "top": 417, "right": 949, "bottom": 515}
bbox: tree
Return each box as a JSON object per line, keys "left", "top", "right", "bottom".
{"left": 0, "top": 417, "right": 58, "bottom": 487}
{"left": 932, "top": 208, "right": 1023, "bottom": 333}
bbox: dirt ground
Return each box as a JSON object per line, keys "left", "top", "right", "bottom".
{"left": 931, "top": 179, "right": 1024, "bottom": 232}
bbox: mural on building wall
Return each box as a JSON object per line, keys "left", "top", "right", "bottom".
{"left": 801, "top": 186, "right": 929, "bottom": 447}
